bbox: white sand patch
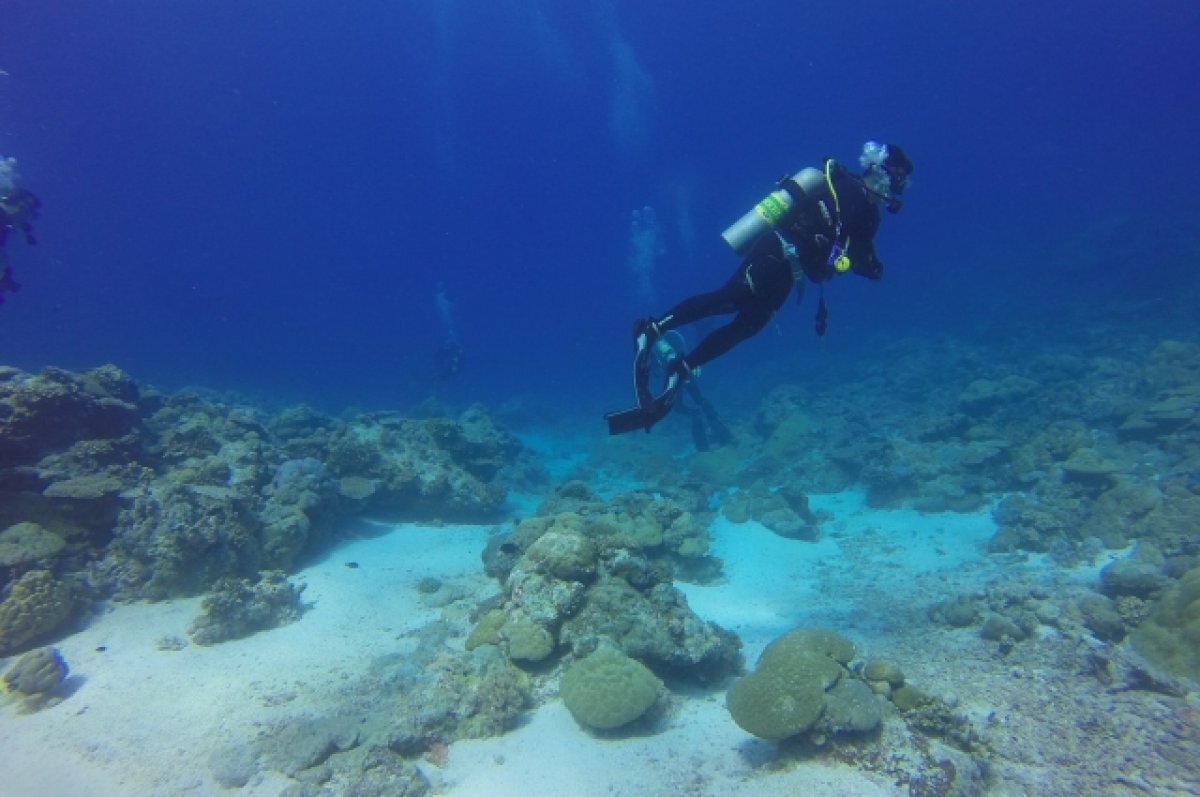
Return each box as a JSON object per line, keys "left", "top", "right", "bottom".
{"left": 681, "top": 491, "right": 999, "bottom": 661}
{"left": 0, "top": 523, "right": 491, "bottom": 797}
{"left": 434, "top": 696, "right": 894, "bottom": 797}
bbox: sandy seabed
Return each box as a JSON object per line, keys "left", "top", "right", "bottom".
{"left": 2, "top": 491, "right": 1196, "bottom": 797}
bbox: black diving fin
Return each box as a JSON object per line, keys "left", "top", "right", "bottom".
{"left": 604, "top": 334, "right": 685, "bottom": 436}
{"left": 604, "top": 402, "right": 668, "bottom": 435}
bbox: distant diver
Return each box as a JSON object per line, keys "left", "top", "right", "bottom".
{"left": 433, "top": 337, "right": 465, "bottom": 385}
{"left": 643, "top": 330, "right": 734, "bottom": 450}
{"left": 605, "top": 141, "right": 913, "bottom": 435}
{"left": 0, "top": 156, "right": 41, "bottom": 307}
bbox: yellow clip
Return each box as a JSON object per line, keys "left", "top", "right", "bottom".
{"left": 834, "top": 253, "right": 851, "bottom": 272}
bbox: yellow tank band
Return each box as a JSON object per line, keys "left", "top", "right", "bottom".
{"left": 754, "top": 193, "right": 790, "bottom": 226}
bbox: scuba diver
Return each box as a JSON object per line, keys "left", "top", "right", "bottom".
{"left": 433, "top": 337, "right": 465, "bottom": 385}
{"left": 0, "top": 157, "right": 41, "bottom": 306}
{"left": 605, "top": 141, "right": 913, "bottom": 435}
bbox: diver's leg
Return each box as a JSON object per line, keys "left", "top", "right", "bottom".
{"left": 654, "top": 232, "right": 789, "bottom": 332}
{"left": 684, "top": 241, "right": 795, "bottom": 368}
{"left": 655, "top": 284, "right": 741, "bottom": 331}
{"left": 683, "top": 308, "right": 773, "bottom": 368}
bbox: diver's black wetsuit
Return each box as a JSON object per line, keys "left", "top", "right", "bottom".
{"left": 0, "top": 188, "right": 41, "bottom": 305}
{"left": 654, "top": 161, "right": 884, "bottom": 368}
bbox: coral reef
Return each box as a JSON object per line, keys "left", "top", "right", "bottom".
{"left": 187, "top": 570, "right": 308, "bottom": 645}
{"left": 588, "top": 333, "right": 1199, "bottom": 572}
{"left": 0, "top": 364, "right": 533, "bottom": 653}
{"left": 0, "top": 364, "right": 144, "bottom": 465}
{"left": 473, "top": 482, "right": 741, "bottom": 684}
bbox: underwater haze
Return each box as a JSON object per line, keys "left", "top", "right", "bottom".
{"left": 2, "top": 0, "right": 1197, "bottom": 412}
{"left": 5, "top": 3, "right": 1200, "bottom": 796}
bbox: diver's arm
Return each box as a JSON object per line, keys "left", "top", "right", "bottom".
{"left": 849, "top": 238, "right": 883, "bottom": 280}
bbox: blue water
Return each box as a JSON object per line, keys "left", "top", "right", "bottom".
{"left": 2, "top": 0, "right": 1198, "bottom": 414}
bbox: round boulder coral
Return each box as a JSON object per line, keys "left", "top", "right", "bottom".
{"left": 725, "top": 627, "right": 858, "bottom": 741}
{"left": 726, "top": 648, "right": 840, "bottom": 739}
{"left": 758, "top": 626, "right": 856, "bottom": 669}
{"left": 560, "top": 647, "right": 661, "bottom": 731}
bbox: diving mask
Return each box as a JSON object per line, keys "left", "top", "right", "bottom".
{"left": 859, "top": 141, "right": 913, "bottom": 213}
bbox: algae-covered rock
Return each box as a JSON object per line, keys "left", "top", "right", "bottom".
{"left": 0, "top": 522, "right": 66, "bottom": 568}
{"left": 558, "top": 577, "right": 741, "bottom": 680}
{"left": 0, "top": 569, "right": 75, "bottom": 656}
{"left": 465, "top": 609, "right": 507, "bottom": 651}
{"left": 1079, "top": 594, "right": 1126, "bottom": 641}
{"left": 1061, "top": 448, "right": 1121, "bottom": 484}
{"left": 862, "top": 658, "right": 906, "bottom": 687}
{"left": 928, "top": 595, "right": 980, "bottom": 628}
{"left": 522, "top": 530, "right": 597, "bottom": 582}
{"left": 560, "top": 646, "right": 661, "bottom": 731}
{"left": 980, "top": 613, "right": 1029, "bottom": 642}
{"left": 1129, "top": 567, "right": 1200, "bottom": 682}
{"left": 382, "top": 639, "right": 530, "bottom": 753}
{"left": 337, "top": 475, "right": 376, "bottom": 501}
{"left": 957, "top": 376, "right": 1038, "bottom": 413}
{"left": 188, "top": 570, "right": 307, "bottom": 645}
{"left": 501, "top": 613, "right": 556, "bottom": 663}
{"left": 891, "top": 685, "right": 934, "bottom": 712}
{"left": 41, "top": 474, "right": 125, "bottom": 500}
{"left": 1100, "top": 558, "right": 1168, "bottom": 599}
{"left": 105, "top": 480, "right": 265, "bottom": 599}
{"left": 823, "top": 678, "right": 882, "bottom": 733}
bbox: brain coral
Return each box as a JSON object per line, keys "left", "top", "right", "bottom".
{"left": 726, "top": 649, "right": 838, "bottom": 739}
{"left": 725, "top": 626, "right": 860, "bottom": 740}
{"left": 560, "top": 647, "right": 661, "bottom": 731}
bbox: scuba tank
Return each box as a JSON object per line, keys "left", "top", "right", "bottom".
{"left": 720, "top": 169, "right": 811, "bottom": 256}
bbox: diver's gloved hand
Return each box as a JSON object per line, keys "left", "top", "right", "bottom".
{"left": 852, "top": 255, "right": 883, "bottom": 280}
